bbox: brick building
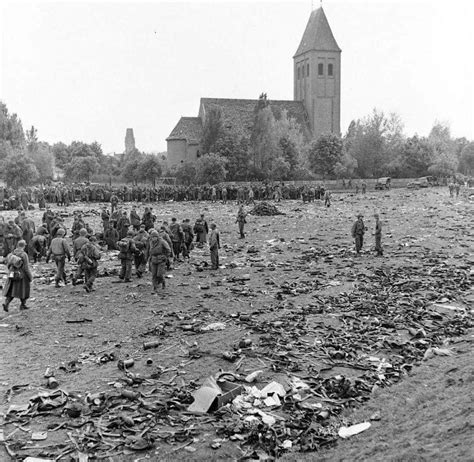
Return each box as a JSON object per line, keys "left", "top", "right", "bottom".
{"left": 166, "top": 7, "right": 341, "bottom": 167}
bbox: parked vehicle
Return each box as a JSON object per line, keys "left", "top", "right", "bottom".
{"left": 375, "top": 177, "right": 391, "bottom": 190}
{"left": 407, "top": 176, "right": 439, "bottom": 189}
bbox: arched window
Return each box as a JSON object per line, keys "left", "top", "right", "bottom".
{"left": 318, "top": 63, "right": 324, "bottom": 76}
{"left": 328, "top": 63, "right": 334, "bottom": 77}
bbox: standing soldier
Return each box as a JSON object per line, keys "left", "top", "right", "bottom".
{"left": 209, "top": 223, "right": 220, "bottom": 270}
{"left": 221, "top": 186, "right": 228, "bottom": 204}
{"left": 211, "top": 186, "right": 217, "bottom": 203}
{"left": 130, "top": 206, "right": 141, "bottom": 231}
{"left": 351, "top": 214, "right": 366, "bottom": 255}
{"left": 117, "top": 230, "right": 137, "bottom": 282}
{"left": 104, "top": 223, "right": 119, "bottom": 250}
{"left": 361, "top": 181, "right": 367, "bottom": 194}
{"left": 169, "top": 217, "right": 184, "bottom": 262}
{"left": 3, "top": 240, "right": 32, "bottom": 312}
{"left": 146, "top": 229, "right": 171, "bottom": 293}
{"left": 324, "top": 190, "right": 331, "bottom": 208}
{"left": 181, "top": 218, "right": 194, "bottom": 260}
{"left": 236, "top": 204, "right": 247, "bottom": 239}
{"left": 46, "top": 228, "right": 71, "bottom": 287}
{"left": 117, "top": 211, "right": 131, "bottom": 239}
{"left": 79, "top": 236, "right": 101, "bottom": 292}
{"left": 101, "top": 207, "right": 110, "bottom": 232}
{"left": 374, "top": 213, "right": 383, "bottom": 256}
{"left": 110, "top": 193, "right": 119, "bottom": 213}
{"left": 133, "top": 227, "right": 148, "bottom": 278}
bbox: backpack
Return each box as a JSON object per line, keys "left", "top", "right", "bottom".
{"left": 8, "top": 254, "right": 24, "bottom": 281}
{"left": 117, "top": 239, "right": 129, "bottom": 252}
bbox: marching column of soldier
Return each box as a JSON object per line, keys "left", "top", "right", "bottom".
{"left": 1, "top": 191, "right": 386, "bottom": 312}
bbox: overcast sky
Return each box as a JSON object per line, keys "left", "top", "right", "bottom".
{"left": 0, "top": 0, "right": 472, "bottom": 154}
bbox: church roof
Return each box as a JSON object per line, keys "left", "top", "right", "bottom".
{"left": 166, "top": 117, "right": 202, "bottom": 142}
{"left": 295, "top": 7, "right": 341, "bottom": 56}
{"left": 199, "top": 98, "right": 310, "bottom": 139}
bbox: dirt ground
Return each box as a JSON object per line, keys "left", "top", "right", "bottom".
{"left": 0, "top": 188, "right": 472, "bottom": 461}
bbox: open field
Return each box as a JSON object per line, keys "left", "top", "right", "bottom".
{"left": 0, "top": 188, "right": 472, "bottom": 461}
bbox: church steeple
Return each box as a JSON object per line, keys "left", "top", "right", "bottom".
{"left": 295, "top": 7, "right": 341, "bottom": 57}
{"left": 293, "top": 7, "right": 341, "bottom": 139}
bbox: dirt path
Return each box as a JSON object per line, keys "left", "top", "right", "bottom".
{"left": 0, "top": 188, "right": 472, "bottom": 461}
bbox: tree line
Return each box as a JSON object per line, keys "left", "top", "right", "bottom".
{"left": 0, "top": 101, "right": 166, "bottom": 188}
{"left": 1, "top": 98, "right": 473, "bottom": 188}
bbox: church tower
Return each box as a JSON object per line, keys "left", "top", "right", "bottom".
{"left": 294, "top": 7, "right": 341, "bottom": 140}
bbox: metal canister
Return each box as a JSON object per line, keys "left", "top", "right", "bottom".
{"left": 118, "top": 359, "right": 135, "bottom": 370}
{"left": 47, "top": 377, "right": 59, "bottom": 389}
{"left": 143, "top": 340, "right": 160, "bottom": 350}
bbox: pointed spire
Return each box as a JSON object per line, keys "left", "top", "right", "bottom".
{"left": 295, "top": 7, "right": 341, "bottom": 56}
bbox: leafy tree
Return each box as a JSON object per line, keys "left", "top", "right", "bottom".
{"left": 52, "top": 142, "right": 71, "bottom": 169}
{"left": 427, "top": 122, "right": 458, "bottom": 177}
{"left": 65, "top": 156, "right": 99, "bottom": 182}
{"left": 250, "top": 106, "right": 278, "bottom": 174}
{"left": 214, "top": 132, "right": 251, "bottom": 181}
{"left": 393, "top": 136, "right": 434, "bottom": 177}
{"left": 26, "top": 126, "right": 38, "bottom": 152}
{"left": 201, "top": 107, "right": 223, "bottom": 154}
{"left": 308, "top": 133, "right": 343, "bottom": 177}
{"left": 458, "top": 142, "right": 474, "bottom": 176}
{"left": 0, "top": 101, "right": 25, "bottom": 150}
{"left": 4, "top": 155, "right": 38, "bottom": 187}
{"left": 346, "top": 109, "right": 404, "bottom": 178}
{"left": 69, "top": 141, "right": 97, "bottom": 158}
{"left": 195, "top": 153, "right": 227, "bottom": 184}
{"left": 137, "top": 154, "right": 163, "bottom": 186}
{"left": 122, "top": 156, "right": 143, "bottom": 185}
{"left": 175, "top": 161, "right": 197, "bottom": 185}
{"left": 269, "top": 156, "right": 291, "bottom": 180}
{"left": 29, "top": 142, "right": 55, "bottom": 183}
{"left": 334, "top": 150, "right": 358, "bottom": 178}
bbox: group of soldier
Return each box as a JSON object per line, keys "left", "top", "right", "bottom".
{"left": 1, "top": 182, "right": 390, "bottom": 312}
{"left": 0, "top": 182, "right": 346, "bottom": 211}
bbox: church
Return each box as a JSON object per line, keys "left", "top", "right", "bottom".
{"left": 166, "top": 7, "right": 341, "bottom": 167}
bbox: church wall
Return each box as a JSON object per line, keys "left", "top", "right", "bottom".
{"left": 167, "top": 140, "right": 201, "bottom": 167}
{"left": 167, "top": 139, "right": 187, "bottom": 167}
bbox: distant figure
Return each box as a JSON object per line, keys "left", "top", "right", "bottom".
{"left": 324, "top": 190, "right": 331, "bottom": 208}
{"left": 361, "top": 181, "right": 367, "bottom": 194}
{"left": 374, "top": 213, "right": 383, "bottom": 256}
{"left": 455, "top": 183, "right": 460, "bottom": 197}
{"left": 236, "top": 204, "right": 247, "bottom": 238}
{"left": 209, "top": 223, "right": 220, "bottom": 270}
{"left": 351, "top": 214, "right": 366, "bottom": 255}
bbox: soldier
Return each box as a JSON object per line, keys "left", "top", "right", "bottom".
{"left": 351, "top": 214, "right": 366, "bottom": 255}
{"left": 73, "top": 228, "right": 89, "bottom": 257}
{"left": 117, "top": 230, "right": 137, "bottom": 282}
{"left": 181, "top": 218, "right": 194, "bottom": 260}
{"left": 169, "top": 217, "right": 184, "bottom": 262}
{"left": 3, "top": 240, "right": 32, "bottom": 312}
{"left": 130, "top": 205, "right": 141, "bottom": 231}
{"left": 133, "top": 227, "right": 149, "bottom": 278}
{"left": 211, "top": 186, "right": 217, "bottom": 203}
{"left": 117, "top": 211, "right": 131, "bottom": 239}
{"left": 71, "top": 215, "right": 85, "bottom": 241}
{"left": 221, "top": 186, "right": 228, "bottom": 204}
{"left": 46, "top": 228, "right": 71, "bottom": 287}
{"left": 236, "top": 204, "right": 247, "bottom": 239}
{"left": 209, "top": 223, "right": 220, "bottom": 270}
{"left": 361, "top": 181, "right": 367, "bottom": 194}
{"left": 29, "top": 232, "right": 48, "bottom": 263}
{"left": 79, "top": 236, "right": 101, "bottom": 292}
{"left": 142, "top": 207, "right": 155, "bottom": 231}
{"left": 110, "top": 193, "right": 119, "bottom": 213}
{"left": 101, "top": 207, "right": 110, "bottom": 232}
{"left": 146, "top": 229, "right": 171, "bottom": 293}
{"left": 4, "top": 220, "right": 22, "bottom": 257}
{"left": 374, "top": 213, "right": 383, "bottom": 256}
{"left": 20, "top": 212, "right": 35, "bottom": 248}
{"left": 324, "top": 190, "right": 331, "bottom": 208}
{"left": 104, "top": 223, "right": 119, "bottom": 250}
{"left": 455, "top": 182, "right": 461, "bottom": 197}
{"left": 193, "top": 214, "right": 208, "bottom": 247}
